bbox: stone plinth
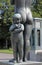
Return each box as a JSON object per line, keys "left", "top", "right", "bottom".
{"left": 0, "top": 61, "right": 42, "bottom": 65}
{"left": 30, "top": 50, "right": 42, "bottom": 62}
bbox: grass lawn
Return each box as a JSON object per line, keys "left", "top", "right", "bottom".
{"left": 0, "top": 49, "right": 13, "bottom": 54}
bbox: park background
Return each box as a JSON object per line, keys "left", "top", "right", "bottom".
{"left": 0, "top": 0, "right": 42, "bottom": 53}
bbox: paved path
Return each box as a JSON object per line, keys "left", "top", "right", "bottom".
{"left": 0, "top": 53, "right": 13, "bottom": 60}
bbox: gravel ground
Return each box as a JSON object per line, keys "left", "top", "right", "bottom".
{"left": 0, "top": 53, "right": 13, "bottom": 60}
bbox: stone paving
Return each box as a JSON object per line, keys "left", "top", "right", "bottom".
{"left": 0, "top": 53, "right": 13, "bottom": 60}
{"left": 0, "top": 53, "right": 42, "bottom": 65}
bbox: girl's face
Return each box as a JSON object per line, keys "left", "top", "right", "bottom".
{"left": 13, "top": 18, "right": 20, "bottom": 24}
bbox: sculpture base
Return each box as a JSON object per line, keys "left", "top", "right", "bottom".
{"left": 0, "top": 60, "right": 13, "bottom": 65}
{"left": 0, "top": 60, "right": 42, "bottom": 65}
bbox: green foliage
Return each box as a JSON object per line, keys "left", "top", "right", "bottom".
{"left": 0, "top": 0, "right": 14, "bottom": 39}
{"left": 32, "top": 0, "right": 42, "bottom": 18}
